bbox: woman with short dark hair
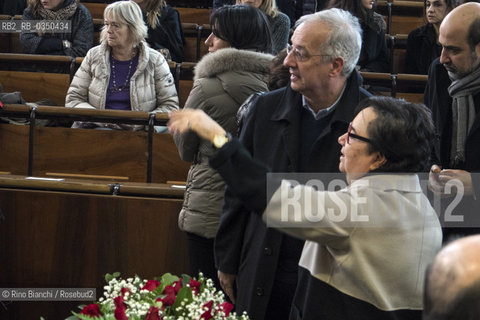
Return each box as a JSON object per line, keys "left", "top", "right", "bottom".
{"left": 168, "top": 96, "right": 442, "bottom": 319}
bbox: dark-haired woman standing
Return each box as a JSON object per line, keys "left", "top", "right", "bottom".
{"left": 173, "top": 4, "right": 274, "bottom": 290}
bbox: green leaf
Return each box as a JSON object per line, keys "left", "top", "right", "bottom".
{"left": 104, "top": 272, "right": 121, "bottom": 283}
{"left": 160, "top": 273, "right": 179, "bottom": 287}
{"left": 181, "top": 274, "right": 191, "bottom": 286}
{"left": 172, "top": 287, "right": 193, "bottom": 316}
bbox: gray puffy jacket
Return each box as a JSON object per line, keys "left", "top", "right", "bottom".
{"left": 174, "top": 48, "right": 273, "bottom": 238}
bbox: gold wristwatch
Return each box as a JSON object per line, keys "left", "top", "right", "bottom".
{"left": 212, "top": 132, "right": 231, "bottom": 149}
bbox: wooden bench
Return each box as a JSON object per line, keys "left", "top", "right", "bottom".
{"left": 0, "top": 70, "right": 70, "bottom": 105}
{"left": 387, "top": 33, "right": 408, "bottom": 74}
{"left": 175, "top": 7, "right": 212, "bottom": 25}
{"left": 182, "top": 22, "right": 210, "bottom": 62}
{"left": 0, "top": 174, "right": 188, "bottom": 319}
{"left": 83, "top": 2, "right": 212, "bottom": 25}
{"left": 361, "top": 71, "right": 427, "bottom": 102}
{"left": 377, "top": 0, "right": 424, "bottom": 35}
{"left": 0, "top": 105, "right": 190, "bottom": 183}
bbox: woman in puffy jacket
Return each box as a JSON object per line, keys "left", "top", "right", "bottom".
{"left": 173, "top": 4, "right": 274, "bottom": 289}
{"left": 65, "top": 0, "right": 178, "bottom": 130}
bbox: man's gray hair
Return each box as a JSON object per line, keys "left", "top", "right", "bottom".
{"left": 100, "top": 0, "right": 148, "bottom": 47}
{"left": 295, "top": 8, "right": 362, "bottom": 76}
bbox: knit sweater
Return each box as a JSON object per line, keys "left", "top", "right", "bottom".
{"left": 269, "top": 11, "right": 291, "bottom": 54}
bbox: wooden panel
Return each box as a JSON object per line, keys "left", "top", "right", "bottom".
{"left": 179, "top": 79, "right": 194, "bottom": 108}
{"left": 0, "top": 185, "right": 188, "bottom": 319}
{"left": 0, "top": 124, "right": 29, "bottom": 176}
{"left": 176, "top": 7, "right": 211, "bottom": 24}
{"left": 82, "top": 2, "right": 106, "bottom": 19}
{"left": 0, "top": 124, "right": 189, "bottom": 183}
{"left": 389, "top": 15, "right": 424, "bottom": 35}
{"left": 392, "top": 48, "right": 406, "bottom": 74}
{"left": 0, "top": 70, "right": 70, "bottom": 105}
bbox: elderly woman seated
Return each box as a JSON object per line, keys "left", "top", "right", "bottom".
{"left": 66, "top": 0, "right": 179, "bottom": 131}
{"left": 168, "top": 96, "right": 442, "bottom": 320}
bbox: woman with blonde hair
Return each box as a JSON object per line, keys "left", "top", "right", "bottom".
{"left": 66, "top": 0, "right": 178, "bottom": 130}
{"left": 132, "top": 0, "right": 185, "bottom": 62}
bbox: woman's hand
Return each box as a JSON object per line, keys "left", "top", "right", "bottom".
{"left": 168, "top": 109, "right": 226, "bottom": 142}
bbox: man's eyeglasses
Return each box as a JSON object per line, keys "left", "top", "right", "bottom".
{"left": 286, "top": 44, "right": 329, "bottom": 62}
{"left": 347, "top": 122, "right": 373, "bottom": 145}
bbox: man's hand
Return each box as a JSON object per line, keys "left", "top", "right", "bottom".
{"left": 218, "top": 270, "right": 237, "bottom": 304}
{"left": 429, "top": 165, "right": 474, "bottom": 196}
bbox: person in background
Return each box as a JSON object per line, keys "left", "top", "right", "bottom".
{"left": 212, "top": 0, "right": 288, "bottom": 54}
{"left": 173, "top": 4, "right": 273, "bottom": 291}
{"left": 236, "top": 48, "right": 290, "bottom": 134}
{"left": 327, "top": 0, "right": 389, "bottom": 72}
{"left": 405, "top": 0, "right": 456, "bottom": 74}
{"left": 132, "top": 0, "right": 185, "bottom": 62}
{"left": 169, "top": 95, "right": 442, "bottom": 320}
{"left": 65, "top": 0, "right": 178, "bottom": 131}
{"left": 236, "top": 0, "right": 290, "bottom": 54}
{"left": 425, "top": 2, "right": 480, "bottom": 239}
{"left": 20, "top": 0, "right": 93, "bottom": 57}
{"left": 423, "top": 235, "right": 480, "bottom": 320}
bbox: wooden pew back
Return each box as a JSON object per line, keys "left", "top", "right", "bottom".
{"left": 0, "top": 70, "right": 70, "bottom": 105}
{"left": 0, "top": 121, "right": 189, "bottom": 183}
{"left": 377, "top": 0, "right": 424, "bottom": 35}
{"left": 0, "top": 175, "right": 188, "bottom": 319}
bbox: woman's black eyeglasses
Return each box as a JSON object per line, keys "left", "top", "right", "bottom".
{"left": 347, "top": 122, "right": 373, "bottom": 145}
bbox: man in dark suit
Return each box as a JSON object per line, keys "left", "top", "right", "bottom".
{"left": 425, "top": 2, "right": 480, "bottom": 240}
{"left": 214, "top": 8, "right": 371, "bottom": 320}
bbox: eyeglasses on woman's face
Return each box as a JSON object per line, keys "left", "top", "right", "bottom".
{"left": 346, "top": 122, "right": 373, "bottom": 145}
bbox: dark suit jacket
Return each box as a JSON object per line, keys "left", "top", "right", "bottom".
{"left": 424, "top": 58, "right": 480, "bottom": 237}
{"left": 214, "top": 71, "right": 371, "bottom": 320}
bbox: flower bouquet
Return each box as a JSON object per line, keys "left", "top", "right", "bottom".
{"left": 67, "top": 272, "right": 248, "bottom": 320}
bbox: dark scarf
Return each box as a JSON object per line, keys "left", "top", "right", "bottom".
{"left": 448, "top": 65, "right": 480, "bottom": 167}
